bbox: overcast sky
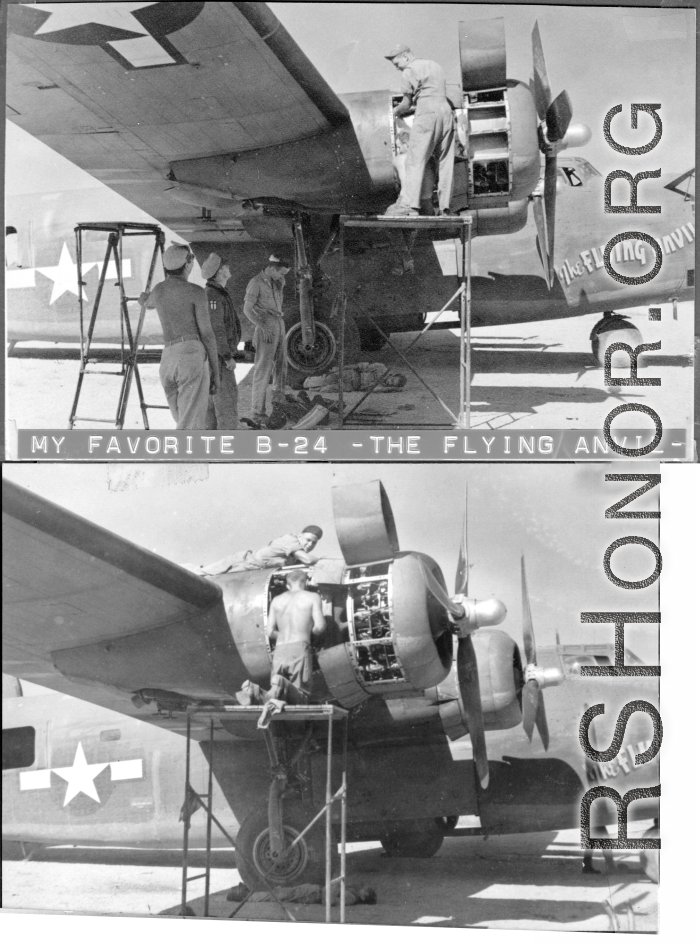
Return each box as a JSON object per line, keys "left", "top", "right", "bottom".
{"left": 4, "top": 462, "right": 661, "bottom": 662}
{"left": 5, "top": 3, "right": 695, "bottom": 196}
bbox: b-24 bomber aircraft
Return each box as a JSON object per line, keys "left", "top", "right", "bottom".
{"left": 5, "top": 2, "right": 694, "bottom": 370}
{"left": 3, "top": 477, "right": 659, "bottom": 889}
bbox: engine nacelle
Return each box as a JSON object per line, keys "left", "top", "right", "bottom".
{"left": 433, "top": 629, "right": 523, "bottom": 740}
{"left": 213, "top": 553, "right": 455, "bottom": 711}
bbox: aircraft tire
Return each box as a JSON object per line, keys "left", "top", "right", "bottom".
{"left": 380, "top": 819, "right": 445, "bottom": 858}
{"left": 284, "top": 310, "right": 362, "bottom": 387}
{"left": 285, "top": 321, "right": 337, "bottom": 375}
{"left": 639, "top": 824, "right": 659, "bottom": 883}
{"left": 235, "top": 801, "right": 335, "bottom": 890}
{"left": 590, "top": 317, "right": 643, "bottom": 368}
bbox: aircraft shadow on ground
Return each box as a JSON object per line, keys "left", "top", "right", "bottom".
{"left": 470, "top": 384, "right": 618, "bottom": 415}
{"left": 157, "top": 836, "right": 653, "bottom": 929}
{"left": 470, "top": 350, "right": 690, "bottom": 375}
{"left": 1, "top": 840, "right": 236, "bottom": 870}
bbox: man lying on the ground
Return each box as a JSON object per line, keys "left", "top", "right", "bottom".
{"left": 227, "top": 882, "right": 377, "bottom": 906}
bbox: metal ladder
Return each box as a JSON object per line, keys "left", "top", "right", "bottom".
{"left": 68, "top": 221, "right": 168, "bottom": 429}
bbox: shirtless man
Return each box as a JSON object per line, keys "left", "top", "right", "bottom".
{"left": 256, "top": 571, "right": 325, "bottom": 727}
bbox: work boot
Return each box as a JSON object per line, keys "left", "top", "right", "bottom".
{"left": 242, "top": 413, "right": 268, "bottom": 429}
{"left": 235, "top": 680, "right": 266, "bottom": 706}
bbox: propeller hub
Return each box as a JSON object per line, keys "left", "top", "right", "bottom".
{"left": 524, "top": 663, "right": 565, "bottom": 689}
{"left": 451, "top": 596, "right": 507, "bottom": 634}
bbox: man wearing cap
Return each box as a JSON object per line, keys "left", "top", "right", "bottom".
{"left": 383, "top": 44, "right": 455, "bottom": 217}
{"left": 140, "top": 244, "right": 219, "bottom": 429}
{"left": 201, "top": 252, "right": 241, "bottom": 429}
{"left": 243, "top": 255, "right": 292, "bottom": 424}
{"left": 192, "top": 526, "right": 323, "bottom": 576}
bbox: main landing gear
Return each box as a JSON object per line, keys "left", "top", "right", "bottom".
{"left": 590, "top": 311, "right": 643, "bottom": 368}
{"left": 236, "top": 800, "right": 333, "bottom": 890}
{"left": 284, "top": 217, "right": 362, "bottom": 377}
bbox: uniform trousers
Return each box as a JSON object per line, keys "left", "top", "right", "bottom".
{"left": 271, "top": 641, "right": 313, "bottom": 700}
{"left": 159, "top": 339, "right": 210, "bottom": 429}
{"left": 251, "top": 317, "right": 287, "bottom": 416}
{"left": 401, "top": 100, "right": 455, "bottom": 213}
{"left": 206, "top": 362, "right": 239, "bottom": 429}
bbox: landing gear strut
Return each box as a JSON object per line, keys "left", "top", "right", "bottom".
{"left": 285, "top": 217, "right": 337, "bottom": 374}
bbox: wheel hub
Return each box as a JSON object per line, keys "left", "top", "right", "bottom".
{"left": 285, "top": 322, "right": 337, "bottom": 374}
{"left": 253, "top": 826, "right": 309, "bottom": 883}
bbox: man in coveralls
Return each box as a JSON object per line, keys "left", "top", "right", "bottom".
{"left": 191, "top": 525, "right": 323, "bottom": 576}
{"left": 201, "top": 252, "right": 241, "bottom": 429}
{"left": 383, "top": 43, "right": 455, "bottom": 217}
{"left": 243, "top": 254, "right": 292, "bottom": 424}
{"left": 141, "top": 244, "right": 219, "bottom": 429}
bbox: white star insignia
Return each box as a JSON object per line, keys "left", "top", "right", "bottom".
{"left": 32, "top": 3, "right": 157, "bottom": 37}
{"left": 52, "top": 742, "right": 109, "bottom": 806}
{"left": 36, "top": 242, "right": 93, "bottom": 305}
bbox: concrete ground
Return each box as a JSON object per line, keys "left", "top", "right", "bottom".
{"left": 5, "top": 304, "right": 693, "bottom": 447}
{"left": 2, "top": 823, "right": 657, "bottom": 931}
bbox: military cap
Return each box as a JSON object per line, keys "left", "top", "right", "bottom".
{"left": 163, "top": 244, "right": 191, "bottom": 270}
{"left": 201, "top": 252, "right": 222, "bottom": 280}
{"left": 301, "top": 526, "right": 323, "bottom": 539}
{"left": 385, "top": 42, "right": 411, "bottom": 60}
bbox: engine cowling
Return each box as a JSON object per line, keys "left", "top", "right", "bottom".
{"left": 433, "top": 628, "right": 523, "bottom": 740}
{"left": 212, "top": 553, "right": 455, "bottom": 710}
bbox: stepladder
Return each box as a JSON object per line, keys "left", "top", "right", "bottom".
{"left": 68, "top": 221, "right": 168, "bottom": 429}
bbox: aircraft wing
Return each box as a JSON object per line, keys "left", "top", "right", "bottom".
{"left": 2, "top": 478, "right": 248, "bottom": 737}
{"left": 6, "top": 2, "right": 359, "bottom": 239}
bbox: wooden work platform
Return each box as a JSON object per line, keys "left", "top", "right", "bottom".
{"left": 187, "top": 704, "right": 349, "bottom": 725}
{"left": 340, "top": 214, "right": 471, "bottom": 229}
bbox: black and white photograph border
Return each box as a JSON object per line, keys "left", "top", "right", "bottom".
{"left": 2, "top": 462, "right": 668, "bottom": 931}
{"left": 4, "top": 2, "right": 695, "bottom": 442}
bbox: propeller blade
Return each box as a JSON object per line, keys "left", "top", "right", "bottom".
{"left": 531, "top": 22, "right": 552, "bottom": 120}
{"left": 534, "top": 690, "right": 550, "bottom": 750}
{"left": 521, "top": 556, "right": 536, "bottom": 666}
{"left": 546, "top": 89, "right": 572, "bottom": 142}
{"left": 543, "top": 153, "right": 559, "bottom": 290}
{"left": 522, "top": 678, "right": 539, "bottom": 742}
{"left": 455, "top": 484, "right": 469, "bottom": 596}
{"left": 419, "top": 558, "right": 466, "bottom": 622}
{"left": 531, "top": 193, "right": 551, "bottom": 289}
{"left": 457, "top": 636, "right": 489, "bottom": 789}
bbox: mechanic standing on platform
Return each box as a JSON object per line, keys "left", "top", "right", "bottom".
{"left": 243, "top": 254, "right": 292, "bottom": 425}
{"left": 256, "top": 570, "right": 326, "bottom": 727}
{"left": 201, "top": 252, "right": 241, "bottom": 429}
{"left": 383, "top": 43, "right": 455, "bottom": 217}
{"left": 141, "top": 244, "right": 219, "bottom": 429}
